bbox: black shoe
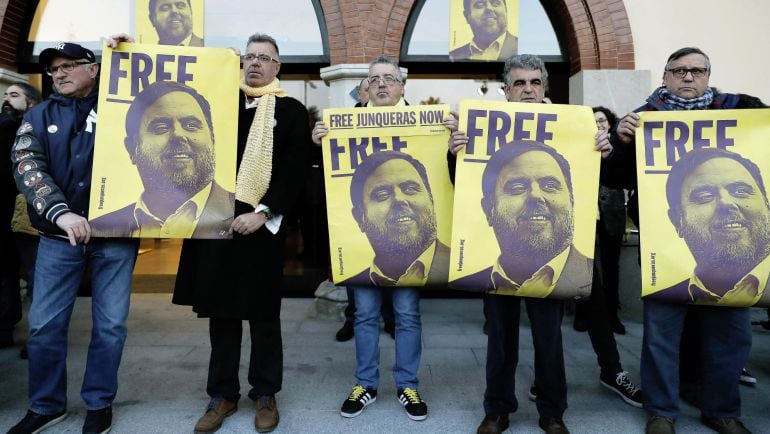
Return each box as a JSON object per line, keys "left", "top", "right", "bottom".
{"left": 528, "top": 385, "right": 537, "bottom": 402}
{"left": 611, "top": 317, "right": 626, "bottom": 335}
{"left": 700, "top": 416, "right": 751, "bottom": 434}
{"left": 397, "top": 388, "right": 427, "bottom": 421}
{"left": 83, "top": 406, "right": 112, "bottom": 434}
{"left": 335, "top": 322, "right": 354, "bottom": 342}
{"left": 538, "top": 416, "right": 569, "bottom": 434}
{"left": 384, "top": 322, "right": 395, "bottom": 340}
{"left": 7, "top": 409, "right": 68, "bottom": 434}
{"left": 476, "top": 414, "right": 509, "bottom": 434}
{"left": 739, "top": 368, "right": 757, "bottom": 386}
{"left": 645, "top": 416, "right": 675, "bottom": 434}
{"left": 572, "top": 316, "right": 587, "bottom": 332}
{"left": 340, "top": 385, "right": 377, "bottom": 418}
{"left": 599, "top": 371, "right": 643, "bottom": 408}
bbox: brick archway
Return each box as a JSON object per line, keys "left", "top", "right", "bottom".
{"left": 0, "top": 0, "right": 634, "bottom": 72}
{"left": 320, "top": 0, "right": 635, "bottom": 72}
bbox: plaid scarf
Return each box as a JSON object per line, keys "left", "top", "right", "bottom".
{"left": 652, "top": 86, "right": 714, "bottom": 111}
{"left": 235, "top": 78, "right": 287, "bottom": 208}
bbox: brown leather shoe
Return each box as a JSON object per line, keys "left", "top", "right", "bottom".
{"left": 701, "top": 416, "right": 751, "bottom": 434}
{"left": 194, "top": 399, "right": 237, "bottom": 433}
{"left": 645, "top": 415, "right": 675, "bottom": 434}
{"left": 476, "top": 414, "right": 509, "bottom": 434}
{"left": 255, "top": 395, "right": 279, "bottom": 432}
{"left": 538, "top": 416, "right": 570, "bottom": 434}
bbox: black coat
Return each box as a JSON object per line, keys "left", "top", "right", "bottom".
{"left": 172, "top": 93, "right": 311, "bottom": 319}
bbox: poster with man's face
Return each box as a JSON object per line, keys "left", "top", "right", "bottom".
{"left": 449, "top": 0, "right": 519, "bottom": 61}
{"left": 136, "top": 0, "right": 205, "bottom": 46}
{"left": 637, "top": 109, "right": 770, "bottom": 307}
{"left": 449, "top": 99, "right": 599, "bottom": 299}
{"left": 88, "top": 42, "right": 239, "bottom": 239}
{"left": 321, "top": 105, "right": 454, "bottom": 287}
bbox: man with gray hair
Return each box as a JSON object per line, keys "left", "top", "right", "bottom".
{"left": 448, "top": 54, "right": 637, "bottom": 434}
{"left": 173, "top": 32, "right": 310, "bottom": 433}
{"left": 312, "top": 55, "right": 455, "bottom": 422}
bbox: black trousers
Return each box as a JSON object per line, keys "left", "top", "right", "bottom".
{"left": 206, "top": 317, "right": 283, "bottom": 402}
{"left": 575, "top": 262, "right": 623, "bottom": 377}
{"left": 484, "top": 295, "right": 567, "bottom": 418}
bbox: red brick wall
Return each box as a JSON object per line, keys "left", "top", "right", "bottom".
{"left": 0, "top": 0, "right": 635, "bottom": 73}
{"left": 0, "top": 0, "right": 27, "bottom": 70}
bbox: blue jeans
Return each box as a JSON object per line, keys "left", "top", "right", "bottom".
{"left": 641, "top": 299, "right": 751, "bottom": 420}
{"left": 351, "top": 286, "right": 421, "bottom": 390}
{"left": 28, "top": 236, "right": 139, "bottom": 414}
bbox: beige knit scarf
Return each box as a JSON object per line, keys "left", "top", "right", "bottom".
{"left": 236, "top": 78, "right": 287, "bottom": 208}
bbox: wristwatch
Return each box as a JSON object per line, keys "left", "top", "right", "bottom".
{"left": 258, "top": 207, "right": 274, "bottom": 220}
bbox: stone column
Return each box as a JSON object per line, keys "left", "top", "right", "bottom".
{"left": 569, "top": 69, "right": 651, "bottom": 116}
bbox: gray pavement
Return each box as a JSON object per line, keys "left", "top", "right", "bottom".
{"left": 1, "top": 245, "right": 769, "bottom": 433}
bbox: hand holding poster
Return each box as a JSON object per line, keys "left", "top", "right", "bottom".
{"left": 88, "top": 42, "right": 239, "bottom": 239}
{"left": 322, "top": 105, "right": 454, "bottom": 287}
{"left": 449, "top": 100, "right": 599, "bottom": 299}
{"left": 636, "top": 109, "right": 770, "bottom": 307}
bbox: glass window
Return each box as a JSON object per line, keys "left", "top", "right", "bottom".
{"left": 406, "top": 0, "right": 561, "bottom": 58}
{"left": 26, "top": 0, "right": 326, "bottom": 59}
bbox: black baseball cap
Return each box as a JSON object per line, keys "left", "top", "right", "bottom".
{"left": 39, "top": 42, "right": 96, "bottom": 68}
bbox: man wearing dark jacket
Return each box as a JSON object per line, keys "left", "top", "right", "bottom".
{"left": 0, "top": 82, "right": 41, "bottom": 351}
{"left": 7, "top": 42, "right": 139, "bottom": 434}
{"left": 172, "top": 33, "right": 310, "bottom": 433}
{"left": 610, "top": 47, "right": 752, "bottom": 434}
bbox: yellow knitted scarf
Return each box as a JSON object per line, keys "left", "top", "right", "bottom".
{"left": 236, "top": 78, "right": 287, "bottom": 208}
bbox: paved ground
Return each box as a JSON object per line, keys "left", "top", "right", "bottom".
{"left": 1, "top": 244, "right": 769, "bottom": 433}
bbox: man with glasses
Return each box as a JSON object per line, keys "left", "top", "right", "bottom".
{"left": 311, "top": 56, "right": 455, "bottom": 422}
{"left": 7, "top": 41, "right": 140, "bottom": 434}
{"left": 610, "top": 47, "right": 753, "bottom": 434}
{"left": 172, "top": 33, "right": 310, "bottom": 433}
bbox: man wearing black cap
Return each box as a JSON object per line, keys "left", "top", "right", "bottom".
{"left": 7, "top": 41, "right": 139, "bottom": 434}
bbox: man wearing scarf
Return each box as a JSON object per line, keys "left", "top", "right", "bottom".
{"left": 172, "top": 33, "right": 310, "bottom": 433}
{"left": 609, "top": 47, "right": 752, "bottom": 434}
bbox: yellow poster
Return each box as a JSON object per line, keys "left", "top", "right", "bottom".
{"left": 637, "top": 109, "right": 770, "bottom": 307}
{"left": 449, "top": 0, "right": 519, "bottom": 61}
{"left": 449, "top": 99, "right": 599, "bottom": 299}
{"left": 136, "top": 0, "right": 205, "bottom": 46}
{"left": 89, "top": 41, "right": 239, "bottom": 239}
{"left": 322, "top": 105, "right": 454, "bottom": 287}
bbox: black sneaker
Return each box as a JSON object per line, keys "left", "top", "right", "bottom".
{"left": 739, "top": 368, "right": 757, "bottom": 385}
{"left": 600, "top": 371, "right": 643, "bottom": 408}
{"left": 7, "top": 409, "right": 68, "bottom": 434}
{"left": 340, "top": 385, "right": 376, "bottom": 418}
{"left": 335, "top": 322, "right": 354, "bottom": 342}
{"left": 397, "top": 388, "right": 427, "bottom": 421}
{"left": 528, "top": 385, "right": 537, "bottom": 402}
{"left": 83, "top": 406, "right": 112, "bottom": 434}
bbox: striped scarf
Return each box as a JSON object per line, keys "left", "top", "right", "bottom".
{"left": 652, "top": 86, "right": 714, "bottom": 111}
{"left": 236, "top": 78, "right": 287, "bottom": 208}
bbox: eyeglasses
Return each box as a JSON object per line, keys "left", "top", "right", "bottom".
{"left": 665, "top": 67, "right": 708, "bottom": 79}
{"left": 45, "top": 61, "right": 92, "bottom": 76}
{"left": 243, "top": 53, "right": 280, "bottom": 64}
{"left": 368, "top": 75, "right": 401, "bottom": 86}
